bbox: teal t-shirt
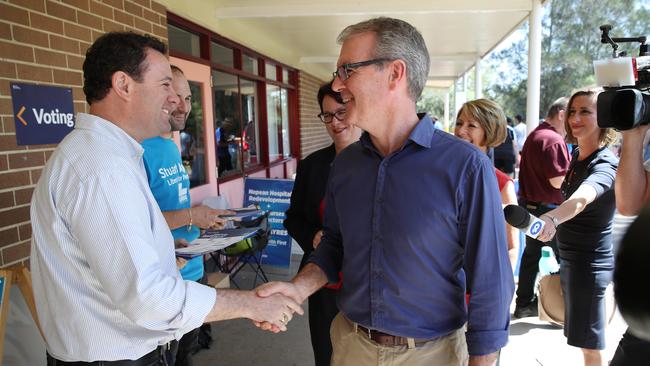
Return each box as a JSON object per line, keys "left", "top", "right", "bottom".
{"left": 142, "top": 136, "right": 203, "bottom": 281}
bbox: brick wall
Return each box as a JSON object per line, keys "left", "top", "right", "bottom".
{"left": 298, "top": 71, "right": 331, "bottom": 159}
{"left": 0, "top": 0, "right": 168, "bottom": 268}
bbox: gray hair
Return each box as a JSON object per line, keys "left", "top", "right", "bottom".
{"left": 337, "top": 17, "right": 430, "bottom": 101}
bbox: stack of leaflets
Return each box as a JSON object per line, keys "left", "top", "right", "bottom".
{"left": 175, "top": 227, "right": 260, "bottom": 258}
{"left": 221, "top": 207, "right": 266, "bottom": 229}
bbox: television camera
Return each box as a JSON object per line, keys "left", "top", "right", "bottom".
{"left": 595, "top": 24, "right": 650, "bottom": 130}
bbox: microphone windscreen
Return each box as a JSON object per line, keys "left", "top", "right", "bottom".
{"left": 503, "top": 204, "right": 531, "bottom": 229}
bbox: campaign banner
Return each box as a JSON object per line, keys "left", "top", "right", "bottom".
{"left": 10, "top": 82, "right": 75, "bottom": 145}
{"left": 243, "top": 178, "right": 294, "bottom": 268}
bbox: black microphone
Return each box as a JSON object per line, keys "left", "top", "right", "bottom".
{"left": 503, "top": 204, "right": 546, "bottom": 239}
{"left": 614, "top": 204, "right": 650, "bottom": 341}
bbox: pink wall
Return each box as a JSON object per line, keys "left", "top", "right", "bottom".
{"left": 286, "top": 158, "right": 298, "bottom": 179}
{"left": 219, "top": 178, "right": 245, "bottom": 208}
{"left": 269, "top": 164, "right": 284, "bottom": 179}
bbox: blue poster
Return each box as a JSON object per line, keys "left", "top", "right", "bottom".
{"left": 243, "top": 178, "right": 294, "bottom": 268}
{"left": 10, "top": 82, "right": 75, "bottom": 145}
{"left": 0, "top": 275, "right": 4, "bottom": 306}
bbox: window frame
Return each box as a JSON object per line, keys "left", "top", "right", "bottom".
{"left": 167, "top": 13, "right": 299, "bottom": 184}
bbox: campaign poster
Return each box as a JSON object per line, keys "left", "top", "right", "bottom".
{"left": 243, "top": 178, "right": 294, "bottom": 268}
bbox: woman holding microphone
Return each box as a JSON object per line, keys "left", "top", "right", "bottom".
{"left": 535, "top": 88, "right": 618, "bottom": 366}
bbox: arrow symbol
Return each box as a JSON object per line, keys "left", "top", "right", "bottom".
{"left": 16, "top": 106, "right": 27, "bottom": 126}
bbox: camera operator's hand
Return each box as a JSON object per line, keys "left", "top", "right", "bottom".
{"left": 622, "top": 124, "right": 650, "bottom": 140}
{"left": 616, "top": 124, "right": 650, "bottom": 216}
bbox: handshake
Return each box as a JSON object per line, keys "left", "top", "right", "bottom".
{"left": 209, "top": 264, "right": 326, "bottom": 331}
{"left": 247, "top": 281, "right": 307, "bottom": 333}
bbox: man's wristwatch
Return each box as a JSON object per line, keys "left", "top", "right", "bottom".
{"left": 542, "top": 214, "right": 559, "bottom": 229}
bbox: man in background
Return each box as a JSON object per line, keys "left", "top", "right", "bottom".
{"left": 610, "top": 124, "right": 650, "bottom": 365}
{"left": 493, "top": 121, "right": 518, "bottom": 177}
{"left": 514, "top": 97, "right": 570, "bottom": 318}
{"left": 142, "top": 65, "right": 232, "bottom": 366}
{"left": 513, "top": 114, "right": 527, "bottom": 153}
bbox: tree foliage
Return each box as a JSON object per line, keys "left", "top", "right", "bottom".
{"left": 485, "top": 0, "right": 650, "bottom": 119}
{"left": 417, "top": 88, "right": 447, "bottom": 119}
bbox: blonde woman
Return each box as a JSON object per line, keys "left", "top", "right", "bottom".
{"left": 454, "top": 98, "right": 519, "bottom": 270}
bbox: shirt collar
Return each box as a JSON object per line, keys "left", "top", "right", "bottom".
{"left": 75, "top": 113, "right": 144, "bottom": 160}
{"left": 408, "top": 113, "right": 435, "bottom": 148}
{"left": 359, "top": 113, "right": 435, "bottom": 152}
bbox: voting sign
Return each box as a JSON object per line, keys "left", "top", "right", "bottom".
{"left": 11, "top": 83, "right": 75, "bottom": 145}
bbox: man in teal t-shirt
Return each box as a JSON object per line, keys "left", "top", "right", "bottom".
{"left": 142, "top": 65, "right": 231, "bottom": 366}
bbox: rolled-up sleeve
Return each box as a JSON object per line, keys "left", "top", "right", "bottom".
{"left": 460, "top": 157, "right": 515, "bottom": 355}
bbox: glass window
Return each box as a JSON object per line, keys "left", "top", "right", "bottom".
{"left": 265, "top": 62, "right": 277, "bottom": 81}
{"left": 266, "top": 85, "right": 291, "bottom": 160}
{"left": 282, "top": 69, "right": 289, "bottom": 84}
{"left": 180, "top": 81, "right": 207, "bottom": 187}
{"left": 211, "top": 42, "right": 234, "bottom": 68}
{"left": 242, "top": 54, "right": 258, "bottom": 75}
{"left": 168, "top": 24, "right": 201, "bottom": 58}
{"left": 240, "top": 79, "right": 259, "bottom": 168}
{"left": 281, "top": 88, "right": 290, "bottom": 158}
{"left": 212, "top": 70, "right": 242, "bottom": 177}
{"left": 266, "top": 84, "right": 281, "bottom": 161}
{"left": 280, "top": 89, "right": 291, "bottom": 158}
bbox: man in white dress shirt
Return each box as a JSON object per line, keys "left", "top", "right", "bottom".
{"left": 30, "top": 31, "right": 301, "bottom": 365}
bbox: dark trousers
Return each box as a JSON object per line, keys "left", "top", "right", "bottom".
{"left": 515, "top": 204, "right": 559, "bottom": 307}
{"left": 308, "top": 287, "right": 339, "bottom": 366}
{"left": 610, "top": 329, "right": 650, "bottom": 365}
{"left": 170, "top": 327, "right": 200, "bottom": 366}
{"left": 170, "top": 275, "right": 209, "bottom": 366}
{"left": 46, "top": 346, "right": 173, "bottom": 366}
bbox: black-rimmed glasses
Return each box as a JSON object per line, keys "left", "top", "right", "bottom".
{"left": 317, "top": 108, "right": 346, "bottom": 123}
{"left": 332, "top": 58, "right": 392, "bottom": 81}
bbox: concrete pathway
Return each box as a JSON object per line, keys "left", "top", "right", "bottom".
{"left": 195, "top": 255, "right": 629, "bottom": 366}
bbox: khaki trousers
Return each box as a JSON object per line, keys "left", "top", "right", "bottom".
{"left": 330, "top": 313, "right": 469, "bottom": 366}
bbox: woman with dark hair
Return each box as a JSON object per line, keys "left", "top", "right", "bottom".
{"left": 536, "top": 88, "right": 618, "bottom": 366}
{"left": 454, "top": 98, "right": 519, "bottom": 270}
{"left": 284, "top": 81, "right": 362, "bottom": 366}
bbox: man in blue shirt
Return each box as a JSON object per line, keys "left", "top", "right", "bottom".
{"left": 142, "top": 65, "right": 232, "bottom": 366}
{"left": 257, "top": 17, "right": 514, "bottom": 366}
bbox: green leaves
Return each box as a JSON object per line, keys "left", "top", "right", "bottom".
{"left": 485, "top": 0, "right": 650, "bottom": 118}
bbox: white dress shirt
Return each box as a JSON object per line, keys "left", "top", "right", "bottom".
{"left": 514, "top": 123, "right": 527, "bottom": 152}
{"left": 30, "top": 113, "right": 216, "bottom": 362}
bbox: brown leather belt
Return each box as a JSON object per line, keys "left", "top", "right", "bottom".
{"left": 355, "top": 324, "right": 432, "bottom": 347}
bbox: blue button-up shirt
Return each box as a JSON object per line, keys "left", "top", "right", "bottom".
{"left": 309, "top": 115, "right": 514, "bottom": 356}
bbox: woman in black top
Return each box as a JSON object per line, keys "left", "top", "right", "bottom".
{"left": 536, "top": 88, "right": 618, "bottom": 366}
{"left": 284, "top": 81, "right": 361, "bottom": 366}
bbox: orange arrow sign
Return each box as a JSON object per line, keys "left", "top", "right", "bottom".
{"left": 16, "top": 106, "right": 27, "bottom": 126}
